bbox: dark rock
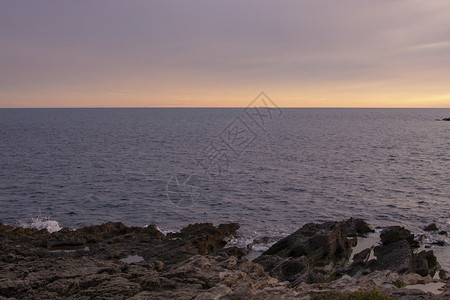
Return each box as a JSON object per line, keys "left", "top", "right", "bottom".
{"left": 413, "top": 251, "right": 431, "bottom": 276}
{"left": 380, "top": 226, "right": 416, "bottom": 247}
{"left": 254, "top": 221, "right": 352, "bottom": 285}
{"left": 370, "top": 239, "right": 441, "bottom": 278}
{"left": 442, "top": 118, "right": 450, "bottom": 121}
{"left": 46, "top": 238, "right": 87, "bottom": 250}
{"left": 0, "top": 220, "right": 446, "bottom": 299}
{"left": 438, "top": 230, "right": 448, "bottom": 236}
{"left": 253, "top": 236, "right": 270, "bottom": 244}
{"left": 352, "top": 248, "right": 371, "bottom": 265}
{"left": 413, "top": 250, "right": 439, "bottom": 277}
{"left": 424, "top": 223, "right": 439, "bottom": 231}
{"left": 254, "top": 255, "right": 311, "bottom": 285}
{"left": 373, "top": 240, "right": 413, "bottom": 273}
{"left": 340, "top": 218, "right": 375, "bottom": 237}
{"left": 344, "top": 248, "right": 372, "bottom": 276}
{"left": 140, "top": 223, "right": 240, "bottom": 265}
{"left": 261, "top": 221, "right": 352, "bottom": 266}
{"left": 218, "top": 246, "right": 248, "bottom": 259}
{"left": 432, "top": 240, "right": 445, "bottom": 246}
{"left": 439, "top": 269, "right": 448, "bottom": 280}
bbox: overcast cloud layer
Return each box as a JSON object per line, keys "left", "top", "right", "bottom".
{"left": 1, "top": 0, "right": 450, "bottom": 107}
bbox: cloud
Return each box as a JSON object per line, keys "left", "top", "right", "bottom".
{"left": 1, "top": 0, "right": 450, "bottom": 107}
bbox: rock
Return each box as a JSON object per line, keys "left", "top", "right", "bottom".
{"left": 218, "top": 246, "right": 248, "bottom": 259}
{"left": 442, "top": 118, "right": 450, "bottom": 121}
{"left": 254, "top": 255, "right": 311, "bottom": 285}
{"left": 345, "top": 248, "right": 372, "bottom": 277}
{"left": 413, "top": 251, "right": 431, "bottom": 276}
{"left": 370, "top": 240, "right": 441, "bottom": 278}
{"left": 261, "top": 221, "right": 352, "bottom": 266}
{"left": 438, "top": 230, "right": 448, "bottom": 236}
{"left": 254, "top": 221, "right": 352, "bottom": 285}
{"left": 372, "top": 240, "right": 413, "bottom": 274}
{"left": 432, "top": 240, "right": 445, "bottom": 246}
{"left": 416, "top": 250, "right": 439, "bottom": 278}
{"left": 140, "top": 223, "right": 240, "bottom": 265}
{"left": 424, "top": 223, "right": 439, "bottom": 232}
{"left": 340, "top": 218, "right": 375, "bottom": 237}
{"left": 380, "top": 226, "right": 416, "bottom": 247}
{"left": 0, "top": 220, "right": 447, "bottom": 299}
{"left": 439, "top": 269, "right": 447, "bottom": 280}
{"left": 352, "top": 248, "right": 371, "bottom": 265}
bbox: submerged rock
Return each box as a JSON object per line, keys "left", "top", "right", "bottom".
{"left": 424, "top": 223, "right": 439, "bottom": 232}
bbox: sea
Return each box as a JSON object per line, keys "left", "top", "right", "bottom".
{"left": 0, "top": 108, "right": 449, "bottom": 268}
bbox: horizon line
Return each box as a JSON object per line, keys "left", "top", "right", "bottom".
{"left": 1, "top": 106, "right": 450, "bottom": 109}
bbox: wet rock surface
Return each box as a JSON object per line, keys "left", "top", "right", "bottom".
{"left": 0, "top": 219, "right": 448, "bottom": 299}
{"left": 424, "top": 224, "right": 439, "bottom": 232}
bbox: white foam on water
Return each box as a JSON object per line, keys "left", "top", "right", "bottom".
{"left": 251, "top": 244, "right": 271, "bottom": 252}
{"left": 18, "top": 216, "right": 61, "bottom": 233}
{"left": 145, "top": 224, "right": 179, "bottom": 236}
{"left": 349, "top": 231, "right": 380, "bottom": 263}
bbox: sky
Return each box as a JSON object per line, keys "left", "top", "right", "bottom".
{"left": 1, "top": 0, "right": 450, "bottom": 108}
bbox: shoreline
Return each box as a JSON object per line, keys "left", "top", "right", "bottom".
{"left": 1, "top": 219, "right": 449, "bottom": 299}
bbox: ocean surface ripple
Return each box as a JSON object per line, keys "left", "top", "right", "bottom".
{"left": 0, "top": 108, "right": 449, "bottom": 241}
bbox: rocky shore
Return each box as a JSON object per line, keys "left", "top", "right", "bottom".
{"left": 0, "top": 219, "right": 448, "bottom": 299}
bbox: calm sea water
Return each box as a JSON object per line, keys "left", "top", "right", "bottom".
{"left": 0, "top": 108, "right": 449, "bottom": 244}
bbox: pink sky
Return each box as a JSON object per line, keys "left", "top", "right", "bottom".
{"left": 1, "top": 0, "right": 450, "bottom": 107}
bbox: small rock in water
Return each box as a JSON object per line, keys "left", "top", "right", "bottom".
{"left": 424, "top": 223, "right": 439, "bottom": 232}
{"left": 253, "top": 236, "right": 270, "bottom": 244}
{"left": 439, "top": 269, "right": 447, "bottom": 280}
{"left": 432, "top": 240, "right": 445, "bottom": 246}
{"left": 438, "top": 230, "right": 448, "bottom": 236}
{"left": 442, "top": 117, "right": 450, "bottom": 121}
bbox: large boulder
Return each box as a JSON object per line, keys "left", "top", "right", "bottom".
{"left": 254, "top": 221, "right": 352, "bottom": 285}
{"left": 412, "top": 250, "right": 440, "bottom": 277}
{"left": 356, "top": 227, "right": 441, "bottom": 278}
{"left": 380, "top": 226, "right": 416, "bottom": 247}
{"left": 260, "top": 221, "right": 352, "bottom": 266}
{"left": 371, "top": 240, "right": 413, "bottom": 274}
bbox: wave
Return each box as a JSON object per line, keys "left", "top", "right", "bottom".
{"left": 17, "top": 216, "right": 61, "bottom": 233}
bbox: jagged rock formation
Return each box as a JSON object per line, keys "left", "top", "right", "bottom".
{"left": 0, "top": 219, "right": 448, "bottom": 299}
